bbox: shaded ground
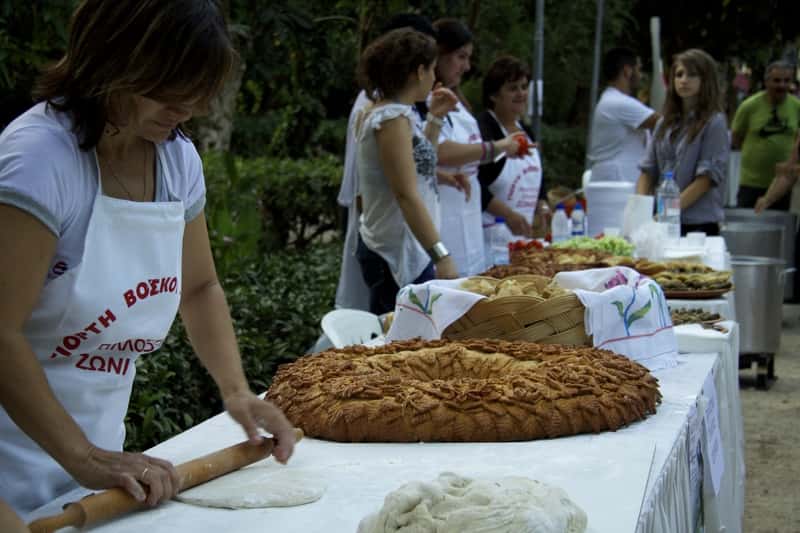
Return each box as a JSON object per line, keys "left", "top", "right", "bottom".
{"left": 741, "top": 304, "right": 800, "bottom": 532}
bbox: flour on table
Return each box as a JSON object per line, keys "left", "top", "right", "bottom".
{"left": 358, "top": 472, "right": 587, "bottom": 533}
{"left": 176, "top": 467, "right": 326, "bottom": 509}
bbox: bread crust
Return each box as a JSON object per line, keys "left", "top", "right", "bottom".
{"left": 265, "top": 339, "right": 661, "bottom": 442}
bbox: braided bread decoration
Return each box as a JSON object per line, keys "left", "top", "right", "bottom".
{"left": 266, "top": 339, "right": 661, "bottom": 442}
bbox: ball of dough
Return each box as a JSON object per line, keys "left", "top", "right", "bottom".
{"left": 358, "top": 472, "right": 587, "bottom": 533}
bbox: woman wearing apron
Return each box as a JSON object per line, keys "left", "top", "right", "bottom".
{"left": 431, "top": 19, "right": 524, "bottom": 276}
{"left": 0, "top": 0, "right": 295, "bottom": 516}
{"left": 477, "top": 56, "right": 547, "bottom": 256}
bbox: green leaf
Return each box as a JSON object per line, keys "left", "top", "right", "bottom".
{"left": 627, "top": 301, "right": 653, "bottom": 329}
{"left": 611, "top": 300, "right": 625, "bottom": 317}
{"left": 408, "top": 290, "right": 423, "bottom": 310}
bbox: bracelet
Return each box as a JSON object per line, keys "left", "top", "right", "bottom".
{"left": 426, "top": 112, "right": 444, "bottom": 128}
{"left": 479, "top": 141, "right": 496, "bottom": 164}
{"left": 426, "top": 241, "right": 450, "bottom": 262}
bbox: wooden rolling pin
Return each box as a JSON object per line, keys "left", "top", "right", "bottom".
{"left": 28, "top": 428, "right": 303, "bottom": 533}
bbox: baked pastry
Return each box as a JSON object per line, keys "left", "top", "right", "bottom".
{"left": 266, "top": 339, "right": 661, "bottom": 443}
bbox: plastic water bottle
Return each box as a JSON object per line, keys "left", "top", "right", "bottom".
{"left": 489, "top": 216, "right": 509, "bottom": 265}
{"left": 656, "top": 171, "right": 681, "bottom": 243}
{"left": 551, "top": 204, "right": 571, "bottom": 243}
{"left": 570, "top": 203, "right": 586, "bottom": 236}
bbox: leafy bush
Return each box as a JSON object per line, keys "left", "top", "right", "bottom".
{"left": 539, "top": 124, "right": 587, "bottom": 192}
{"left": 201, "top": 152, "right": 343, "bottom": 276}
{"left": 125, "top": 242, "right": 341, "bottom": 452}
{"left": 254, "top": 154, "right": 342, "bottom": 250}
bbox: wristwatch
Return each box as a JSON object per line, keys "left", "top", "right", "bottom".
{"left": 426, "top": 112, "right": 444, "bottom": 128}
{"left": 426, "top": 241, "right": 450, "bottom": 262}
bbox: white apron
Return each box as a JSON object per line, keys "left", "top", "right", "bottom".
{"left": 437, "top": 102, "right": 485, "bottom": 277}
{"left": 481, "top": 116, "right": 543, "bottom": 252}
{"left": 0, "top": 147, "right": 185, "bottom": 514}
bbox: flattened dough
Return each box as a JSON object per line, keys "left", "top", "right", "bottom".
{"left": 176, "top": 467, "right": 326, "bottom": 509}
{"left": 358, "top": 472, "right": 587, "bottom": 533}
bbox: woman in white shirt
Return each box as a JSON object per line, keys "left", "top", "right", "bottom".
{"left": 477, "top": 56, "right": 548, "bottom": 258}
{"left": 355, "top": 28, "right": 458, "bottom": 314}
{"left": 430, "top": 19, "right": 523, "bottom": 276}
{"left": 0, "top": 0, "right": 295, "bottom": 515}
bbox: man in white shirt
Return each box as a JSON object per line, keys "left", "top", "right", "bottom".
{"left": 587, "top": 47, "right": 660, "bottom": 183}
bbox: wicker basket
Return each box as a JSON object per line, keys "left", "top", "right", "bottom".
{"left": 443, "top": 275, "right": 590, "bottom": 346}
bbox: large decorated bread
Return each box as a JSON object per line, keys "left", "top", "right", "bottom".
{"left": 266, "top": 339, "right": 660, "bottom": 442}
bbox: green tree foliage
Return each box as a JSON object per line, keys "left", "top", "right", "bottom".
{"left": 0, "top": 0, "right": 75, "bottom": 124}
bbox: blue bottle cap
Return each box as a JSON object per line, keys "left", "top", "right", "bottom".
{"left": 495, "top": 216, "right": 505, "bottom": 223}
{"left": 556, "top": 203, "right": 565, "bottom": 210}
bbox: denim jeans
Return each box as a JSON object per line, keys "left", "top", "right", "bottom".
{"left": 356, "top": 236, "right": 435, "bottom": 315}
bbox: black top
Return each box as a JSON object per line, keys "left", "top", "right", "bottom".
{"left": 476, "top": 110, "right": 545, "bottom": 211}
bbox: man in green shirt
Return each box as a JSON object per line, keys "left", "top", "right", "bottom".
{"left": 732, "top": 61, "right": 800, "bottom": 210}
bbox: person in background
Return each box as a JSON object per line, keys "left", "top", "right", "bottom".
{"left": 355, "top": 28, "right": 458, "bottom": 315}
{"left": 636, "top": 49, "right": 729, "bottom": 236}
{"left": 755, "top": 129, "right": 800, "bottom": 213}
{"left": 732, "top": 60, "right": 800, "bottom": 210}
{"left": 0, "top": 0, "right": 295, "bottom": 515}
{"left": 587, "top": 47, "right": 660, "bottom": 183}
{"left": 429, "top": 18, "right": 523, "bottom": 276}
{"left": 477, "top": 56, "right": 548, "bottom": 256}
{"left": 334, "top": 13, "right": 439, "bottom": 312}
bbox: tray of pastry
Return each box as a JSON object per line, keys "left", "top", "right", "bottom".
{"left": 654, "top": 268, "right": 733, "bottom": 298}
{"left": 670, "top": 308, "right": 723, "bottom": 325}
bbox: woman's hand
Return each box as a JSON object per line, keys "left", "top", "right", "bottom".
{"left": 66, "top": 446, "right": 180, "bottom": 507}
{"left": 428, "top": 83, "right": 458, "bottom": 118}
{"left": 505, "top": 211, "right": 533, "bottom": 237}
{"left": 435, "top": 256, "right": 459, "bottom": 279}
{"left": 224, "top": 391, "right": 296, "bottom": 464}
{"left": 496, "top": 132, "right": 528, "bottom": 158}
{"left": 437, "top": 169, "right": 471, "bottom": 201}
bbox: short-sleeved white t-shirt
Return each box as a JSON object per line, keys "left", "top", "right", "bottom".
{"left": 587, "top": 87, "right": 655, "bottom": 183}
{"left": 0, "top": 102, "right": 206, "bottom": 284}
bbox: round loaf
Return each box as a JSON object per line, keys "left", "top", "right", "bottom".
{"left": 265, "top": 338, "right": 661, "bottom": 442}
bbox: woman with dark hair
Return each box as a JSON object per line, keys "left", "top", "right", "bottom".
{"left": 431, "top": 19, "right": 523, "bottom": 275}
{"left": 355, "top": 28, "right": 458, "bottom": 315}
{"left": 335, "top": 13, "right": 440, "bottom": 312}
{"left": 477, "top": 55, "right": 547, "bottom": 252}
{"left": 636, "top": 49, "right": 730, "bottom": 235}
{"left": 0, "top": 0, "right": 295, "bottom": 514}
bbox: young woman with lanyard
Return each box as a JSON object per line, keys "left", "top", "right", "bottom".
{"left": 636, "top": 48, "right": 729, "bottom": 236}
{"left": 477, "top": 56, "right": 547, "bottom": 252}
{"left": 355, "top": 28, "right": 459, "bottom": 315}
{"left": 0, "top": 0, "right": 295, "bottom": 515}
{"left": 431, "top": 19, "right": 523, "bottom": 276}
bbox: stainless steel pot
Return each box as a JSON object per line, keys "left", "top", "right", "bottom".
{"left": 730, "top": 256, "right": 790, "bottom": 354}
{"left": 725, "top": 208, "right": 797, "bottom": 299}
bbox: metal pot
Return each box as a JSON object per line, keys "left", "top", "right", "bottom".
{"left": 730, "top": 256, "right": 790, "bottom": 354}
{"left": 725, "top": 208, "right": 797, "bottom": 300}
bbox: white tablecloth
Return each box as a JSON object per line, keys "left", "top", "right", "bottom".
{"left": 673, "top": 321, "right": 744, "bottom": 533}
{"left": 27, "top": 352, "right": 738, "bottom": 533}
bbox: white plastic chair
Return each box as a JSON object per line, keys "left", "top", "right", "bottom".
{"left": 321, "top": 309, "right": 384, "bottom": 348}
